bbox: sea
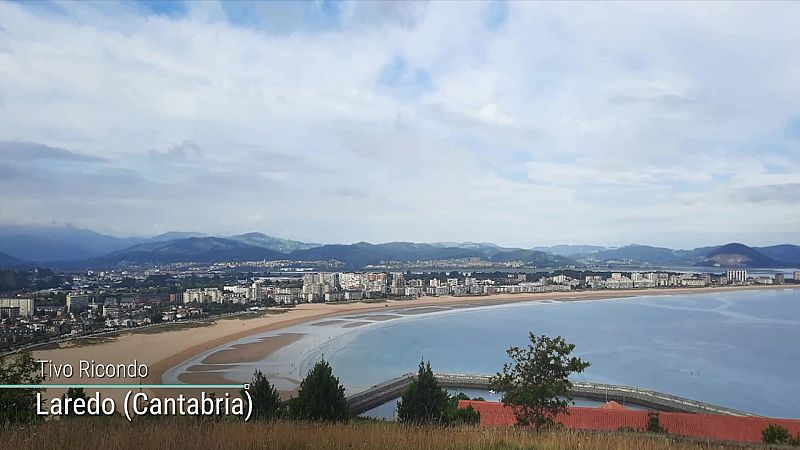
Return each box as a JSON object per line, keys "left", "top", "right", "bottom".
{"left": 163, "top": 288, "right": 800, "bottom": 419}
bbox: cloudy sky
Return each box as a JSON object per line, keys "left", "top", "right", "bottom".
{"left": 1, "top": 1, "right": 799, "bottom": 248}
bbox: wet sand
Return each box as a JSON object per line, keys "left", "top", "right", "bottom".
{"left": 200, "top": 333, "right": 306, "bottom": 365}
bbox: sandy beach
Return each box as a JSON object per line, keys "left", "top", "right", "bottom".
{"left": 31, "top": 284, "right": 799, "bottom": 400}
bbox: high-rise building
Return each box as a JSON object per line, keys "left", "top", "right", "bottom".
{"left": 390, "top": 272, "right": 406, "bottom": 295}
{"left": 0, "top": 298, "right": 34, "bottom": 317}
{"left": 66, "top": 293, "right": 90, "bottom": 313}
{"left": 183, "top": 288, "right": 223, "bottom": 303}
{"left": 0, "top": 306, "right": 20, "bottom": 318}
{"left": 775, "top": 273, "right": 785, "bottom": 284}
{"left": 726, "top": 270, "right": 747, "bottom": 284}
{"left": 391, "top": 272, "right": 405, "bottom": 288}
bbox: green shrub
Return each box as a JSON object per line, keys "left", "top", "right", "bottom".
{"left": 762, "top": 424, "right": 791, "bottom": 445}
{"left": 646, "top": 411, "right": 667, "bottom": 434}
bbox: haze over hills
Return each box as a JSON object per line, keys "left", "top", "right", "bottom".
{"left": 0, "top": 224, "right": 147, "bottom": 261}
{"left": 0, "top": 251, "right": 23, "bottom": 267}
{"left": 756, "top": 245, "right": 800, "bottom": 266}
{"left": 0, "top": 225, "right": 797, "bottom": 270}
{"left": 83, "top": 237, "right": 287, "bottom": 267}
{"left": 0, "top": 234, "right": 97, "bottom": 262}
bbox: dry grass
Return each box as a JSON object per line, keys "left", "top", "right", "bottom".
{"left": 0, "top": 418, "right": 775, "bottom": 450}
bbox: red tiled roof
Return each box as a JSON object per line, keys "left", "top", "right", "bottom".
{"left": 599, "top": 401, "right": 626, "bottom": 410}
{"left": 457, "top": 400, "right": 800, "bottom": 443}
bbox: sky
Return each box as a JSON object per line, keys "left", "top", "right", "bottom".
{"left": 0, "top": 1, "right": 799, "bottom": 249}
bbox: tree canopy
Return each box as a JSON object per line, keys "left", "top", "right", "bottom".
{"left": 241, "top": 369, "right": 284, "bottom": 421}
{"left": 397, "top": 360, "right": 480, "bottom": 426}
{"left": 490, "top": 332, "right": 590, "bottom": 430}
{"left": 397, "top": 360, "right": 450, "bottom": 424}
{"left": 291, "top": 358, "right": 349, "bottom": 422}
{"left": 0, "top": 352, "right": 44, "bottom": 424}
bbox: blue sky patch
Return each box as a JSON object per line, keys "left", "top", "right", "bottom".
{"left": 378, "top": 55, "right": 434, "bottom": 99}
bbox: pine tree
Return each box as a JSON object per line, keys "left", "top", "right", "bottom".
{"left": 397, "top": 360, "right": 450, "bottom": 424}
{"left": 291, "top": 358, "right": 349, "bottom": 422}
{"left": 240, "top": 369, "right": 284, "bottom": 421}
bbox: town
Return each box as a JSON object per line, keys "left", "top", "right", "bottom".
{"left": 1, "top": 267, "right": 797, "bottom": 352}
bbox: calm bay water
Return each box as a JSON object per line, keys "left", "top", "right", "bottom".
{"left": 165, "top": 289, "right": 800, "bottom": 418}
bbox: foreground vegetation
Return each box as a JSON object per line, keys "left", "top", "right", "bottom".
{"left": 4, "top": 337, "right": 796, "bottom": 448}
{"left": 0, "top": 418, "right": 779, "bottom": 450}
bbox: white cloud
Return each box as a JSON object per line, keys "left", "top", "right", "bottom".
{"left": 0, "top": 1, "right": 798, "bottom": 247}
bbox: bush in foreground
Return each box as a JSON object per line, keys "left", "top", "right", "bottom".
{"left": 762, "top": 424, "right": 800, "bottom": 445}
{"left": 646, "top": 411, "right": 668, "bottom": 434}
{"left": 0, "top": 352, "right": 44, "bottom": 425}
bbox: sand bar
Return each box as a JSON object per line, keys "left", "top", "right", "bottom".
{"left": 200, "top": 333, "right": 306, "bottom": 365}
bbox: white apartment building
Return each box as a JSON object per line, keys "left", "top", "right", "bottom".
{"left": 0, "top": 298, "right": 34, "bottom": 317}
{"left": 184, "top": 288, "right": 224, "bottom": 303}
{"left": 726, "top": 270, "right": 748, "bottom": 284}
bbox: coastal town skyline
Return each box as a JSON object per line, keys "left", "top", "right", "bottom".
{"left": 2, "top": 1, "right": 800, "bottom": 248}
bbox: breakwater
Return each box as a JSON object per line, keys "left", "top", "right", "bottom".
{"left": 346, "top": 373, "right": 756, "bottom": 417}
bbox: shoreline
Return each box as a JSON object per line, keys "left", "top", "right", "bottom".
{"left": 32, "top": 284, "right": 799, "bottom": 393}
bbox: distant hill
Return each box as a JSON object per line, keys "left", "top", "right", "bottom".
{"left": 289, "top": 242, "right": 573, "bottom": 267}
{"left": 581, "top": 244, "right": 691, "bottom": 265}
{"left": 2, "top": 223, "right": 795, "bottom": 269}
{"left": 83, "top": 237, "right": 287, "bottom": 268}
{"left": 482, "top": 248, "right": 575, "bottom": 266}
{"left": 147, "top": 231, "right": 207, "bottom": 243}
{"left": 755, "top": 244, "right": 800, "bottom": 266}
{"left": 0, "top": 234, "right": 98, "bottom": 262}
{"left": 696, "top": 243, "right": 783, "bottom": 268}
{"left": 288, "top": 242, "right": 474, "bottom": 267}
{"left": 431, "top": 242, "right": 503, "bottom": 250}
{"left": 576, "top": 242, "right": 795, "bottom": 268}
{"left": 75, "top": 238, "right": 571, "bottom": 269}
{"left": 0, "top": 224, "right": 145, "bottom": 261}
{"left": 228, "top": 232, "right": 320, "bottom": 253}
{"left": 0, "top": 251, "right": 23, "bottom": 268}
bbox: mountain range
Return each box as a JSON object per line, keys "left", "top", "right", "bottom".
{"left": 572, "top": 243, "right": 800, "bottom": 268}
{"left": 71, "top": 239, "right": 572, "bottom": 269}
{"left": 0, "top": 224, "right": 797, "bottom": 270}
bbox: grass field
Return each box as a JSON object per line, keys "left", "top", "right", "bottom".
{"left": 0, "top": 418, "right": 778, "bottom": 450}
